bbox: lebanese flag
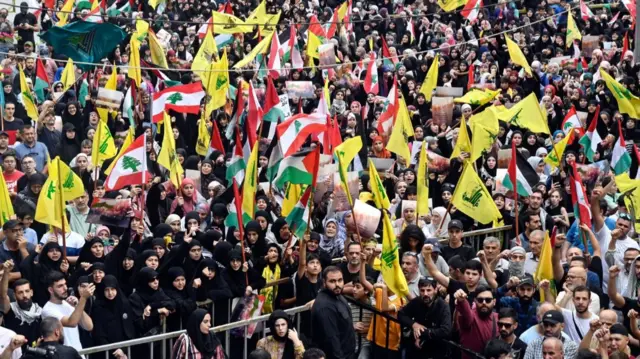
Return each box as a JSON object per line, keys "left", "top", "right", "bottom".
{"left": 569, "top": 161, "right": 592, "bottom": 226}
{"left": 209, "top": 120, "right": 225, "bottom": 156}
{"left": 363, "top": 52, "right": 379, "bottom": 95}
{"left": 325, "top": 10, "right": 338, "bottom": 39}
{"left": 580, "top": 0, "right": 594, "bottom": 20}
{"left": 268, "top": 31, "right": 283, "bottom": 79}
{"left": 105, "top": 135, "right": 151, "bottom": 190}
{"left": 377, "top": 77, "right": 399, "bottom": 138}
{"left": 152, "top": 82, "right": 205, "bottom": 123}
{"left": 276, "top": 113, "right": 327, "bottom": 157}
{"left": 561, "top": 106, "right": 584, "bottom": 136}
{"left": 462, "top": 0, "right": 482, "bottom": 23}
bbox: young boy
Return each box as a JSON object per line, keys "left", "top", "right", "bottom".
{"left": 16, "top": 210, "right": 37, "bottom": 246}
{"left": 351, "top": 276, "right": 375, "bottom": 359}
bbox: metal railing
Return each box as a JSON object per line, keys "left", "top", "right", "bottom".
{"left": 78, "top": 225, "right": 516, "bottom": 358}
{"left": 78, "top": 302, "right": 309, "bottom": 359}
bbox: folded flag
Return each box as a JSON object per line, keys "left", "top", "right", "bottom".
{"left": 561, "top": 106, "right": 584, "bottom": 136}
{"left": 152, "top": 82, "right": 206, "bottom": 123}
{"left": 504, "top": 141, "right": 540, "bottom": 197}
{"left": 276, "top": 113, "right": 327, "bottom": 157}
{"left": 285, "top": 186, "right": 313, "bottom": 239}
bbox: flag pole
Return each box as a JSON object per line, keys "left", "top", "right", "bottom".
{"left": 140, "top": 132, "right": 147, "bottom": 221}
{"left": 55, "top": 158, "right": 67, "bottom": 260}
{"left": 233, "top": 179, "right": 249, "bottom": 287}
{"left": 436, "top": 200, "right": 454, "bottom": 234}
{"left": 514, "top": 190, "right": 520, "bottom": 246}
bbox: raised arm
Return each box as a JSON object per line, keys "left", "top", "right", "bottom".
{"left": 590, "top": 187, "right": 605, "bottom": 232}
{"left": 477, "top": 251, "right": 497, "bottom": 289}
{"left": 0, "top": 260, "right": 13, "bottom": 314}
{"left": 552, "top": 234, "right": 566, "bottom": 282}
{"left": 421, "top": 244, "right": 450, "bottom": 288}
{"left": 297, "top": 233, "right": 308, "bottom": 279}
{"left": 359, "top": 257, "right": 374, "bottom": 293}
{"left": 607, "top": 265, "right": 625, "bottom": 308}
{"left": 580, "top": 223, "right": 601, "bottom": 259}
{"left": 61, "top": 283, "right": 95, "bottom": 329}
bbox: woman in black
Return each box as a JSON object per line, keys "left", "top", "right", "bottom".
{"left": 70, "top": 237, "right": 106, "bottom": 287}
{"left": 20, "top": 242, "right": 67, "bottom": 306}
{"left": 91, "top": 275, "right": 135, "bottom": 359}
{"left": 163, "top": 267, "right": 197, "bottom": 331}
{"left": 223, "top": 249, "right": 266, "bottom": 299}
{"left": 190, "top": 259, "right": 233, "bottom": 326}
{"left": 128, "top": 267, "right": 175, "bottom": 338}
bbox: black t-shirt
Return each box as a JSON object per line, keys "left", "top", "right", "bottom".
{"left": 12, "top": 13, "right": 36, "bottom": 43}
{"left": 511, "top": 338, "right": 528, "bottom": 359}
{"left": 1, "top": 118, "right": 24, "bottom": 131}
{"left": 441, "top": 244, "right": 475, "bottom": 262}
{"left": 3, "top": 307, "right": 41, "bottom": 344}
{"left": 338, "top": 262, "right": 379, "bottom": 284}
{"left": 617, "top": 297, "right": 639, "bottom": 331}
{"left": 295, "top": 274, "right": 323, "bottom": 306}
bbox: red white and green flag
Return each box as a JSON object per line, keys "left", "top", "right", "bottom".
{"left": 581, "top": 0, "right": 594, "bottom": 20}
{"left": 503, "top": 140, "right": 539, "bottom": 197}
{"left": 226, "top": 127, "right": 246, "bottom": 185}
{"left": 578, "top": 105, "right": 602, "bottom": 162}
{"left": 34, "top": 58, "right": 50, "bottom": 103}
{"left": 273, "top": 147, "right": 320, "bottom": 189}
{"left": 569, "top": 161, "right": 592, "bottom": 226}
{"left": 462, "top": 0, "right": 482, "bottom": 23}
{"left": 561, "top": 106, "right": 584, "bottom": 136}
{"left": 276, "top": 113, "right": 327, "bottom": 157}
{"left": 363, "top": 52, "right": 379, "bottom": 95}
{"left": 208, "top": 119, "right": 225, "bottom": 156}
{"left": 285, "top": 185, "right": 313, "bottom": 238}
{"left": 268, "top": 31, "right": 283, "bottom": 79}
{"left": 104, "top": 134, "right": 151, "bottom": 190}
{"left": 377, "top": 77, "right": 399, "bottom": 138}
{"left": 612, "top": 119, "right": 632, "bottom": 175}
{"left": 152, "top": 82, "right": 205, "bottom": 123}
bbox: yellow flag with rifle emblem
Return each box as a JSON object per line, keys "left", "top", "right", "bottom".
{"left": 451, "top": 163, "right": 502, "bottom": 224}
{"left": 335, "top": 137, "right": 363, "bottom": 207}
{"left": 368, "top": 159, "right": 390, "bottom": 210}
{"left": 91, "top": 117, "right": 117, "bottom": 167}
{"left": 0, "top": 168, "right": 14, "bottom": 226}
{"left": 599, "top": 68, "right": 640, "bottom": 119}
{"left": 380, "top": 210, "right": 409, "bottom": 297}
{"left": 35, "top": 157, "right": 85, "bottom": 230}
{"left": 494, "top": 93, "right": 550, "bottom": 134}
{"left": 566, "top": 12, "right": 582, "bottom": 48}
{"left": 157, "top": 112, "right": 184, "bottom": 187}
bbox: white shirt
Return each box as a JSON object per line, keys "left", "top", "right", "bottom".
{"left": 561, "top": 308, "right": 598, "bottom": 343}
{"left": 0, "top": 326, "right": 22, "bottom": 359}
{"left": 556, "top": 291, "right": 601, "bottom": 315}
{"left": 596, "top": 224, "right": 639, "bottom": 291}
{"left": 524, "top": 252, "right": 539, "bottom": 276}
{"left": 519, "top": 324, "right": 572, "bottom": 345}
{"left": 42, "top": 301, "right": 83, "bottom": 351}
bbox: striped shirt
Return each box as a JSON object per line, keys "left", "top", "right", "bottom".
{"left": 349, "top": 297, "right": 376, "bottom": 348}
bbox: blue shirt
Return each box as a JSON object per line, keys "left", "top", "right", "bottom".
{"left": 567, "top": 218, "right": 616, "bottom": 254}
{"left": 14, "top": 141, "right": 49, "bottom": 172}
{"left": 498, "top": 285, "right": 539, "bottom": 336}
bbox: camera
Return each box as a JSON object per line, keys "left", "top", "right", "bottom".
{"left": 22, "top": 345, "right": 57, "bottom": 359}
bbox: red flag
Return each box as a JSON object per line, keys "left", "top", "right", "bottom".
{"left": 322, "top": 114, "right": 343, "bottom": 155}
{"left": 308, "top": 15, "right": 326, "bottom": 38}
{"left": 363, "top": 52, "right": 379, "bottom": 95}
{"left": 232, "top": 179, "right": 244, "bottom": 239}
{"left": 220, "top": 1, "right": 233, "bottom": 14}
{"left": 35, "top": 58, "right": 50, "bottom": 84}
{"left": 568, "top": 161, "right": 592, "bottom": 226}
{"left": 622, "top": 31, "right": 630, "bottom": 57}
{"left": 210, "top": 120, "right": 225, "bottom": 156}
{"left": 467, "top": 63, "right": 475, "bottom": 90}
{"left": 325, "top": 11, "right": 338, "bottom": 39}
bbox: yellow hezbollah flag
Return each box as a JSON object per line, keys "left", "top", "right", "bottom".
{"left": 381, "top": 211, "right": 409, "bottom": 297}
{"left": 205, "top": 49, "right": 230, "bottom": 117}
{"left": 306, "top": 31, "right": 323, "bottom": 60}
{"left": 105, "top": 128, "right": 134, "bottom": 175}
{"left": 495, "top": 93, "right": 550, "bottom": 134}
{"left": 336, "top": 1, "right": 349, "bottom": 19}
{"left": 335, "top": 136, "right": 363, "bottom": 207}
{"left": 450, "top": 116, "right": 472, "bottom": 160}
{"left": 0, "top": 168, "right": 14, "bottom": 225}
{"left": 368, "top": 159, "right": 390, "bottom": 210}
{"left": 148, "top": 30, "right": 169, "bottom": 68}
{"left": 469, "top": 109, "right": 500, "bottom": 162}
{"left": 615, "top": 173, "right": 640, "bottom": 232}
{"left": 19, "top": 65, "right": 38, "bottom": 121}
{"left": 417, "top": 141, "right": 429, "bottom": 218}
{"left": 192, "top": 26, "right": 218, "bottom": 81}
{"left": 56, "top": 0, "right": 74, "bottom": 26}
{"left": 323, "top": 77, "right": 331, "bottom": 108}
{"left": 455, "top": 89, "right": 500, "bottom": 106}
{"left": 566, "top": 12, "right": 582, "bottom": 48}
{"left": 387, "top": 98, "right": 414, "bottom": 161}
{"left": 437, "top": 0, "right": 466, "bottom": 11}
{"left": 242, "top": 143, "right": 260, "bottom": 223}
{"left": 60, "top": 58, "right": 76, "bottom": 92}
{"left": 451, "top": 163, "right": 502, "bottom": 224}
{"left": 234, "top": 32, "right": 274, "bottom": 68}
{"left": 157, "top": 113, "right": 184, "bottom": 187}
{"left": 419, "top": 54, "right": 439, "bottom": 101}
{"left": 195, "top": 118, "right": 211, "bottom": 157}
{"left": 212, "top": 11, "right": 252, "bottom": 34}
{"left": 600, "top": 69, "right": 640, "bottom": 119}
{"left": 534, "top": 230, "right": 557, "bottom": 302}
{"left": 134, "top": 19, "right": 149, "bottom": 40}
{"left": 257, "top": 12, "right": 281, "bottom": 38}
{"left": 282, "top": 183, "right": 303, "bottom": 217}
{"left": 128, "top": 38, "right": 142, "bottom": 87}
{"left": 545, "top": 129, "right": 574, "bottom": 168}
{"left": 505, "top": 35, "right": 532, "bottom": 76}
{"left": 35, "top": 157, "right": 85, "bottom": 230}
{"left": 91, "top": 117, "right": 117, "bottom": 167}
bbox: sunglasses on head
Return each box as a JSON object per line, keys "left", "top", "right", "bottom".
{"left": 619, "top": 213, "right": 632, "bottom": 221}
{"left": 476, "top": 297, "right": 493, "bottom": 304}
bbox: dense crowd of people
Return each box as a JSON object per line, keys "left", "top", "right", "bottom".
{"left": 0, "top": 0, "right": 638, "bottom": 358}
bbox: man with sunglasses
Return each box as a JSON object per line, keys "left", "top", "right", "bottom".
{"left": 495, "top": 308, "right": 527, "bottom": 359}
{"left": 523, "top": 310, "right": 578, "bottom": 359}
{"left": 398, "top": 277, "right": 451, "bottom": 358}
{"left": 455, "top": 285, "right": 499, "bottom": 358}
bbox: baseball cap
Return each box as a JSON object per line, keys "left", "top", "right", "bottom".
{"left": 425, "top": 238, "right": 441, "bottom": 253}
{"left": 24, "top": 41, "right": 33, "bottom": 47}
{"left": 542, "top": 310, "right": 564, "bottom": 325}
{"left": 448, "top": 220, "right": 463, "bottom": 230}
{"left": 2, "top": 220, "right": 21, "bottom": 232}
{"left": 517, "top": 276, "right": 535, "bottom": 288}
{"left": 0, "top": 131, "right": 8, "bottom": 137}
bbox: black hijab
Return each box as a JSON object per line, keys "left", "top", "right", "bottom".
{"left": 38, "top": 242, "right": 63, "bottom": 272}
{"left": 267, "top": 310, "right": 296, "bottom": 359}
{"left": 77, "top": 238, "right": 106, "bottom": 264}
{"left": 133, "top": 267, "right": 161, "bottom": 302}
{"left": 186, "top": 309, "right": 223, "bottom": 359}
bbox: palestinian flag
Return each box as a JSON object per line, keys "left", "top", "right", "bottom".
{"left": 578, "top": 105, "right": 602, "bottom": 162}
{"left": 263, "top": 77, "right": 284, "bottom": 123}
{"left": 268, "top": 32, "right": 283, "bottom": 79}
{"left": 285, "top": 185, "right": 313, "bottom": 238}
{"left": 106, "top": 0, "right": 131, "bottom": 16}
{"left": 276, "top": 113, "right": 327, "bottom": 157}
{"left": 226, "top": 128, "right": 246, "bottom": 185}
{"left": 266, "top": 132, "right": 283, "bottom": 182}
{"left": 209, "top": 119, "right": 225, "bottom": 156}
{"left": 104, "top": 135, "right": 151, "bottom": 190}
{"left": 503, "top": 141, "right": 539, "bottom": 197}
{"left": 152, "top": 82, "right": 205, "bottom": 123}
{"left": 363, "top": 52, "right": 379, "bottom": 95}
{"left": 273, "top": 147, "right": 320, "bottom": 188}
{"left": 226, "top": 86, "right": 245, "bottom": 140}
{"left": 34, "top": 58, "right": 50, "bottom": 103}
{"left": 612, "top": 119, "right": 632, "bottom": 175}
{"left": 561, "top": 106, "right": 584, "bottom": 136}
{"left": 580, "top": 0, "right": 594, "bottom": 20}
{"left": 569, "top": 162, "right": 592, "bottom": 226}
{"left": 224, "top": 179, "right": 244, "bottom": 230}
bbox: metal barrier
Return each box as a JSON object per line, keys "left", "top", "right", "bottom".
{"left": 78, "top": 225, "right": 516, "bottom": 358}
{"left": 437, "top": 224, "right": 513, "bottom": 253}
